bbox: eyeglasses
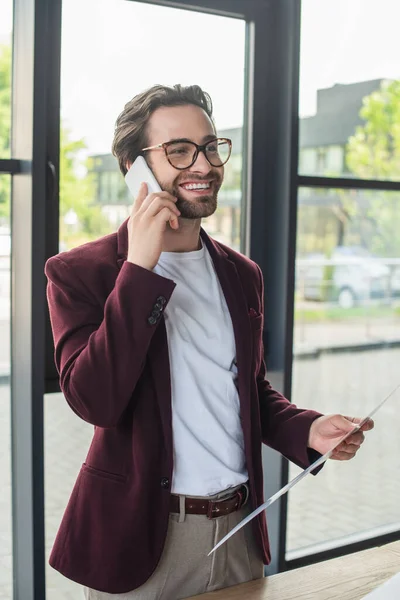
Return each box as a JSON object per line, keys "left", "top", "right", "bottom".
{"left": 141, "top": 137, "right": 232, "bottom": 170}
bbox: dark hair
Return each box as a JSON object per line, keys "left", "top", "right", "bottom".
{"left": 112, "top": 84, "right": 214, "bottom": 175}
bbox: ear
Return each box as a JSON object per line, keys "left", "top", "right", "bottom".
{"left": 126, "top": 161, "right": 132, "bottom": 171}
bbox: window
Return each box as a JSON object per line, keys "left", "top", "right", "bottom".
{"left": 0, "top": 43, "right": 11, "bottom": 160}
{"left": 289, "top": 192, "right": 400, "bottom": 554}
{"left": 288, "top": 0, "right": 400, "bottom": 562}
{"left": 0, "top": 175, "right": 12, "bottom": 598}
{"left": 0, "top": 2, "right": 13, "bottom": 596}
{"left": 58, "top": 0, "right": 247, "bottom": 253}
{"left": 298, "top": 0, "right": 400, "bottom": 182}
{"left": 48, "top": 1, "right": 247, "bottom": 596}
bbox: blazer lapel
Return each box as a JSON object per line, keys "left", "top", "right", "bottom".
{"left": 147, "top": 321, "right": 173, "bottom": 454}
{"left": 116, "top": 218, "right": 129, "bottom": 270}
{"left": 116, "top": 218, "right": 173, "bottom": 451}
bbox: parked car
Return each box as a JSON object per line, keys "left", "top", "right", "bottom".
{"left": 0, "top": 227, "right": 11, "bottom": 301}
{"left": 297, "top": 246, "right": 392, "bottom": 309}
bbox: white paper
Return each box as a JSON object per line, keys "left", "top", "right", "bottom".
{"left": 361, "top": 572, "right": 400, "bottom": 599}
{"left": 208, "top": 383, "right": 400, "bottom": 556}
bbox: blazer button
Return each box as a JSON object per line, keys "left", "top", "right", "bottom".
{"left": 148, "top": 316, "right": 157, "bottom": 325}
{"left": 160, "top": 477, "right": 170, "bottom": 489}
{"left": 156, "top": 296, "right": 167, "bottom": 306}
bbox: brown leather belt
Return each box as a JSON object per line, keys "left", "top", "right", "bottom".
{"left": 170, "top": 485, "right": 248, "bottom": 519}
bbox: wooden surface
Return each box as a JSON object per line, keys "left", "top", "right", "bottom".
{"left": 187, "top": 541, "right": 400, "bottom": 600}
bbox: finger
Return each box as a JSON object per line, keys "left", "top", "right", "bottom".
{"left": 140, "top": 191, "right": 178, "bottom": 214}
{"left": 155, "top": 207, "right": 179, "bottom": 229}
{"left": 330, "top": 414, "right": 359, "bottom": 434}
{"left": 344, "top": 432, "right": 365, "bottom": 446}
{"left": 344, "top": 417, "right": 374, "bottom": 432}
{"left": 169, "top": 214, "right": 180, "bottom": 230}
{"left": 335, "top": 442, "right": 360, "bottom": 454}
{"left": 360, "top": 418, "right": 374, "bottom": 431}
{"left": 330, "top": 450, "right": 356, "bottom": 461}
{"left": 144, "top": 197, "right": 181, "bottom": 219}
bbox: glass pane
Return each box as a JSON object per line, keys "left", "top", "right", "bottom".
{"left": 48, "top": 2, "right": 247, "bottom": 597}
{"left": 58, "top": 0, "right": 246, "bottom": 253}
{"left": 299, "top": 0, "right": 400, "bottom": 181}
{"left": 0, "top": 174, "right": 12, "bottom": 599}
{"left": 44, "top": 393, "right": 92, "bottom": 599}
{"left": 0, "top": 2, "right": 12, "bottom": 159}
{"left": 287, "top": 186, "right": 400, "bottom": 557}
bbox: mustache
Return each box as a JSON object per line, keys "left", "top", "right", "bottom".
{"left": 177, "top": 173, "right": 222, "bottom": 185}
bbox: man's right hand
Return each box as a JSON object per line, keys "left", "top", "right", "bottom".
{"left": 127, "top": 182, "right": 180, "bottom": 270}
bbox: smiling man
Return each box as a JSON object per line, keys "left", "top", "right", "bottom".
{"left": 45, "top": 84, "right": 373, "bottom": 600}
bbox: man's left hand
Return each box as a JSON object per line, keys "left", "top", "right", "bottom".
{"left": 308, "top": 415, "right": 374, "bottom": 461}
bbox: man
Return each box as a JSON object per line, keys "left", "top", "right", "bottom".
{"left": 45, "top": 84, "right": 373, "bottom": 599}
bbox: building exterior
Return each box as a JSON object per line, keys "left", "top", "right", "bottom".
{"left": 299, "top": 79, "right": 385, "bottom": 177}
{"left": 87, "top": 80, "right": 390, "bottom": 254}
{"left": 89, "top": 79, "right": 386, "bottom": 210}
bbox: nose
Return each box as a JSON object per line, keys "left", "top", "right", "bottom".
{"left": 188, "top": 150, "right": 212, "bottom": 174}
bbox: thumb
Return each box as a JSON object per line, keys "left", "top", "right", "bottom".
{"left": 331, "top": 414, "right": 359, "bottom": 434}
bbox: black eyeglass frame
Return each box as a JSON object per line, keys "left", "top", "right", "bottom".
{"left": 140, "top": 137, "right": 232, "bottom": 170}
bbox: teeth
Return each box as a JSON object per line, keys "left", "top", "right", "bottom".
{"left": 182, "top": 183, "right": 210, "bottom": 190}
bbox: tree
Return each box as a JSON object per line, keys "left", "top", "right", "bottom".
{"left": 0, "top": 45, "right": 11, "bottom": 221}
{"left": 345, "top": 80, "right": 400, "bottom": 256}
{"left": 58, "top": 128, "right": 110, "bottom": 247}
{"left": 347, "top": 80, "right": 400, "bottom": 180}
{"left": 0, "top": 43, "right": 109, "bottom": 246}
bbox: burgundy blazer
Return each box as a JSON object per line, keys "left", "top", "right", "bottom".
{"left": 45, "top": 220, "right": 322, "bottom": 594}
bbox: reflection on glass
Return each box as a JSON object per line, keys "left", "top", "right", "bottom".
{"left": 58, "top": 0, "right": 246, "bottom": 253}
{"left": 287, "top": 187, "right": 400, "bottom": 556}
{"left": 0, "top": 175, "right": 12, "bottom": 599}
{"left": 0, "top": 37, "right": 12, "bottom": 160}
{"left": 44, "top": 392, "right": 92, "bottom": 599}
{"left": 299, "top": 0, "right": 400, "bottom": 180}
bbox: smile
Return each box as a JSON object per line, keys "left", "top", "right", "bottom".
{"left": 180, "top": 182, "right": 212, "bottom": 191}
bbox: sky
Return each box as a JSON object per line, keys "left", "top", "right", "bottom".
{"left": 1, "top": 0, "right": 400, "bottom": 156}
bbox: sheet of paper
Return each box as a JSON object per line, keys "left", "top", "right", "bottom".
{"left": 361, "top": 572, "right": 400, "bottom": 599}
{"left": 208, "top": 383, "right": 400, "bottom": 556}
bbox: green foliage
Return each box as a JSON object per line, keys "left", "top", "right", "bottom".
{"left": 0, "top": 45, "right": 10, "bottom": 156}
{"left": 0, "top": 43, "right": 110, "bottom": 246}
{"left": 347, "top": 80, "right": 400, "bottom": 180}
{"left": 0, "top": 45, "right": 11, "bottom": 221}
{"left": 295, "top": 304, "right": 400, "bottom": 323}
{"left": 320, "top": 263, "right": 336, "bottom": 302}
{"left": 345, "top": 80, "right": 400, "bottom": 257}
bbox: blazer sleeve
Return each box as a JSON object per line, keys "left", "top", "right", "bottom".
{"left": 255, "top": 265, "right": 323, "bottom": 471}
{"left": 45, "top": 256, "right": 176, "bottom": 428}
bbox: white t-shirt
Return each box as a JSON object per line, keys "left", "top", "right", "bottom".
{"left": 153, "top": 241, "right": 248, "bottom": 496}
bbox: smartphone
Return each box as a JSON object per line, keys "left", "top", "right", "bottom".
{"left": 125, "top": 155, "right": 162, "bottom": 199}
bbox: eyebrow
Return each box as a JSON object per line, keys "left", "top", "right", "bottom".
{"left": 166, "top": 134, "right": 218, "bottom": 144}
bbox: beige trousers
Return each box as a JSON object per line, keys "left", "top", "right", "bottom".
{"left": 84, "top": 485, "right": 264, "bottom": 599}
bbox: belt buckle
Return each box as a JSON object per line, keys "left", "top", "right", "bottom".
{"left": 206, "top": 485, "right": 249, "bottom": 519}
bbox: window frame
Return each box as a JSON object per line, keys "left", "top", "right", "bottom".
{"left": 285, "top": 0, "right": 400, "bottom": 572}
{"left": 5, "top": 1, "right": 400, "bottom": 598}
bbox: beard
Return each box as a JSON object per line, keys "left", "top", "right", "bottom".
{"left": 161, "top": 172, "right": 223, "bottom": 219}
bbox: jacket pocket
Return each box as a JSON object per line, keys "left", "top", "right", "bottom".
{"left": 81, "top": 462, "right": 127, "bottom": 484}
